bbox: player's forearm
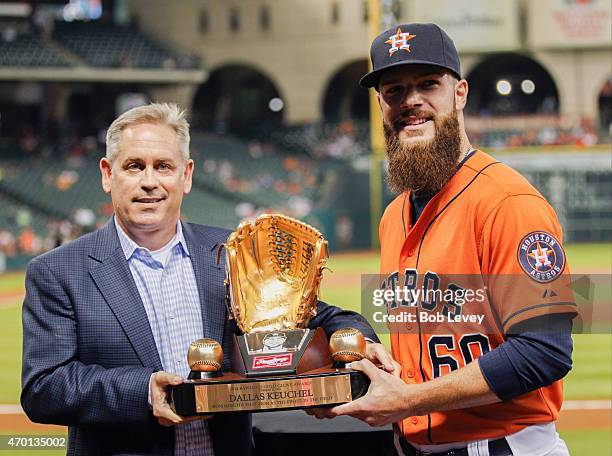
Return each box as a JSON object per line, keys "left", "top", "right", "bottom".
{"left": 408, "top": 360, "right": 500, "bottom": 416}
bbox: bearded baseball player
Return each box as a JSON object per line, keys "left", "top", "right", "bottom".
{"left": 330, "top": 23, "right": 577, "bottom": 456}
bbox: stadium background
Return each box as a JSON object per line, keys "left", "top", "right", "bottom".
{"left": 0, "top": 0, "right": 609, "bottom": 454}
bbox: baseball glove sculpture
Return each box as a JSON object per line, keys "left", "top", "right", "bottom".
{"left": 223, "top": 214, "right": 328, "bottom": 333}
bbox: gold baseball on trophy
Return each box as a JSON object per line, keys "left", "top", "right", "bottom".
{"left": 188, "top": 338, "right": 223, "bottom": 372}
{"left": 329, "top": 328, "right": 366, "bottom": 363}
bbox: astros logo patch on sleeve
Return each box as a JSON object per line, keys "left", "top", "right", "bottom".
{"left": 517, "top": 231, "right": 566, "bottom": 283}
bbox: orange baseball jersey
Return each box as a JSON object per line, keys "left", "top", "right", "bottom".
{"left": 379, "top": 150, "right": 577, "bottom": 444}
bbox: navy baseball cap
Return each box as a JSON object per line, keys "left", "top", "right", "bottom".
{"left": 360, "top": 23, "right": 461, "bottom": 90}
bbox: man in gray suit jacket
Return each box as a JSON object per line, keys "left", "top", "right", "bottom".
{"left": 21, "top": 103, "right": 396, "bottom": 455}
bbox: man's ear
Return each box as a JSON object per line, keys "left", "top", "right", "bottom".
{"left": 455, "top": 79, "right": 469, "bottom": 111}
{"left": 100, "top": 158, "right": 112, "bottom": 194}
{"left": 183, "top": 159, "right": 194, "bottom": 195}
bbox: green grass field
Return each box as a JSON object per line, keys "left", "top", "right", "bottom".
{"left": 561, "top": 429, "right": 611, "bottom": 455}
{"left": 0, "top": 272, "right": 23, "bottom": 294}
{"left": 0, "top": 305, "right": 23, "bottom": 405}
{"left": 0, "top": 243, "right": 610, "bottom": 455}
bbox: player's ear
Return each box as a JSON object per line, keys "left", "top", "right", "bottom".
{"left": 455, "top": 78, "right": 468, "bottom": 110}
{"left": 377, "top": 91, "right": 383, "bottom": 110}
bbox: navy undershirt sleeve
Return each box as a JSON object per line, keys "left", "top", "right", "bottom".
{"left": 478, "top": 314, "right": 574, "bottom": 401}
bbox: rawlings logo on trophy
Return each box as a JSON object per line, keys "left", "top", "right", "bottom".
{"left": 252, "top": 354, "right": 293, "bottom": 369}
{"left": 170, "top": 214, "right": 369, "bottom": 415}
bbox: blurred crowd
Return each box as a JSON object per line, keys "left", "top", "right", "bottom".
{"left": 0, "top": 216, "right": 86, "bottom": 273}
{"left": 0, "top": 219, "right": 80, "bottom": 258}
{"left": 0, "top": 113, "right": 609, "bottom": 269}
{"left": 265, "top": 115, "right": 608, "bottom": 159}
{"left": 468, "top": 116, "right": 601, "bottom": 149}
{"left": 198, "top": 136, "right": 322, "bottom": 222}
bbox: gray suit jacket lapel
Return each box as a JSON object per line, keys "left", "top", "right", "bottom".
{"left": 182, "top": 222, "right": 226, "bottom": 345}
{"left": 88, "top": 220, "right": 163, "bottom": 370}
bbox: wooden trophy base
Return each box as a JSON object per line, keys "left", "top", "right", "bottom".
{"left": 170, "top": 328, "right": 369, "bottom": 415}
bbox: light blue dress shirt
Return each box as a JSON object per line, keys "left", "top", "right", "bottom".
{"left": 115, "top": 219, "right": 214, "bottom": 456}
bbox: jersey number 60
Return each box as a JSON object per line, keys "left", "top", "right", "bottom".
{"left": 428, "top": 334, "right": 491, "bottom": 378}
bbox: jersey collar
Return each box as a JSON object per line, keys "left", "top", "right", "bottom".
{"left": 401, "top": 150, "right": 499, "bottom": 234}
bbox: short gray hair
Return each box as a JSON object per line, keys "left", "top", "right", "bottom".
{"left": 105, "top": 102, "right": 190, "bottom": 163}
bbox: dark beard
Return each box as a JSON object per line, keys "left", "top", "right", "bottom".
{"left": 384, "top": 109, "right": 462, "bottom": 195}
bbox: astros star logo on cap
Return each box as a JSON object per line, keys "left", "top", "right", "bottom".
{"left": 385, "top": 27, "right": 416, "bottom": 56}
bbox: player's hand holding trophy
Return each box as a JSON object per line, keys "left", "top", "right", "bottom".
{"left": 170, "top": 214, "right": 369, "bottom": 414}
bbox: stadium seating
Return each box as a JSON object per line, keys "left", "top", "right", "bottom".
{"left": 1, "top": 127, "right": 609, "bottom": 269}
{"left": 191, "top": 133, "right": 323, "bottom": 208}
{"left": 250, "top": 121, "right": 371, "bottom": 158}
{"left": 0, "top": 149, "right": 252, "bottom": 250}
{"left": 0, "top": 157, "right": 103, "bottom": 219}
{"left": 52, "top": 21, "right": 200, "bottom": 69}
{"left": 254, "top": 118, "right": 604, "bottom": 152}
{"left": 0, "top": 33, "right": 72, "bottom": 67}
{"left": 181, "top": 186, "right": 241, "bottom": 229}
{"left": 0, "top": 193, "right": 51, "bottom": 243}
{"left": 0, "top": 131, "right": 352, "bottom": 262}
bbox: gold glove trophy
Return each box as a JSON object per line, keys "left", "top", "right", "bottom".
{"left": 170, "top": 214, "right": 369, "bottom": 414}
